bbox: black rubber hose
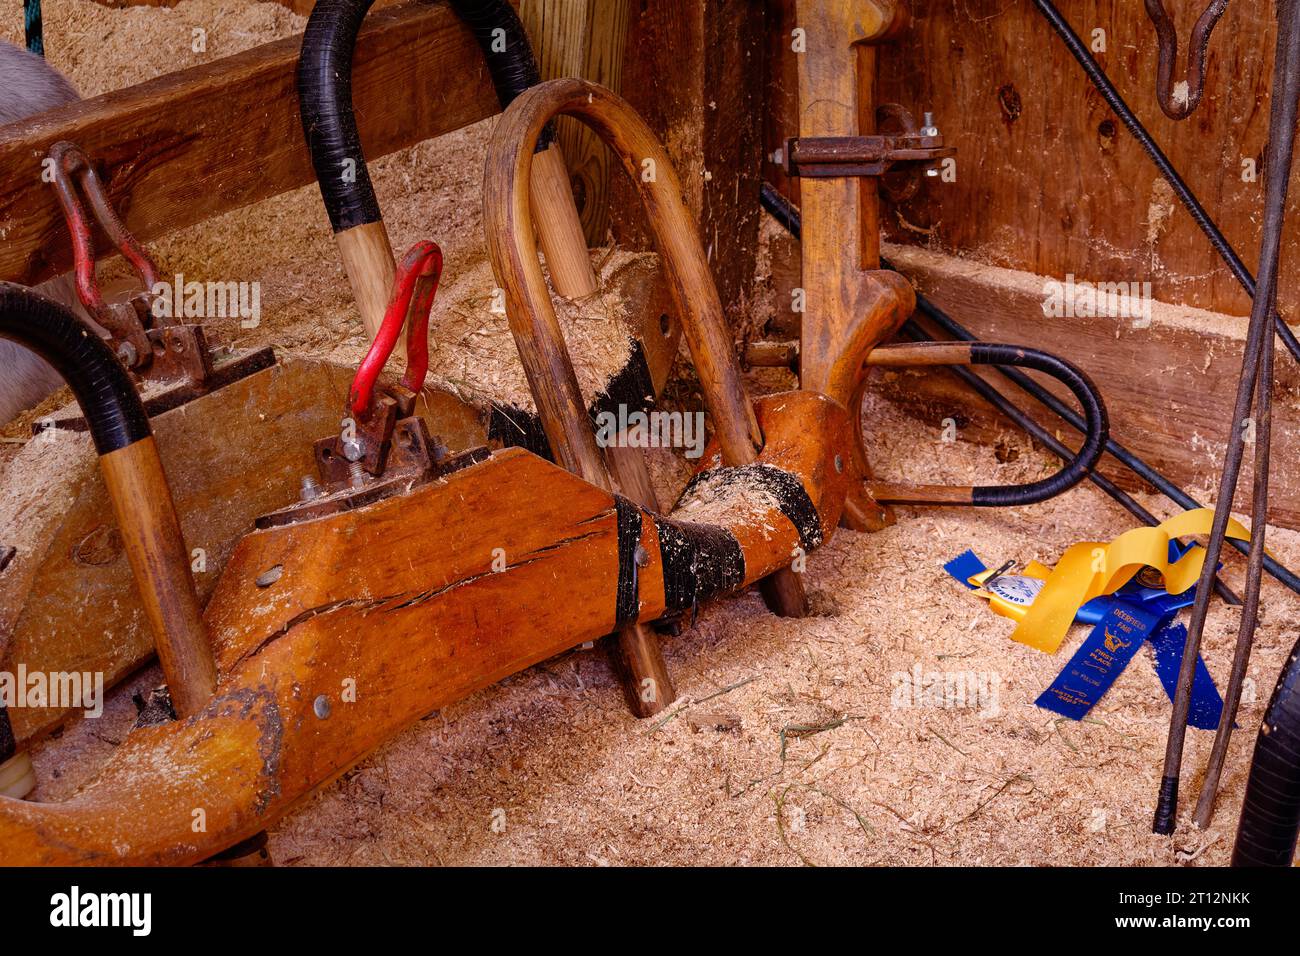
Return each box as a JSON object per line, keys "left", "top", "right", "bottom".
{"left": 761, "top": 178, "right": 1300, "bottom": 598}
{"left": 962, "top": 343, "right": 1108, "bottom": 506}
{"left": 0, "top": 282, "right": 151, "bottom": 762}
{"left": 448, "top": 0, "right": 555, "bottom": 151}
{"left": 910, "top": 280, "right": 1300, "bottom": 597}
{"left": 297, "top": 0, "right": 382, "bottom": 234}
{"left": 297, "top": 0, "right": 554, "bottom": 234}
{"left": 762, "top": 185, "right": 1101, "bottom": 509}
{"left": 0, "top": 283, "right": 149, "bottom": 455}
{"left": 1232, "top": 634, "right": 1300, "bottom": 865}
{"left": 1033, "top": 0, "right": 1300, "bottom": 366}
{"left": 899, "top": 319, "right": 1239, "bottom": 601}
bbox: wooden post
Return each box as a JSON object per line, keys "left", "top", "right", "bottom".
{"left": 794, "top": 0, "right": 911, "bottom": 532}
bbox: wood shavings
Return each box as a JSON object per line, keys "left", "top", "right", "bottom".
{"left": 10, "top": 2, "right": 1300, "bottom": 869}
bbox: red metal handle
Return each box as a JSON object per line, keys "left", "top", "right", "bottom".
{"left": 47, "top": 142, "right": 160, "bottom": 321}
{"left": 348, "top": 240, "right": 443, "bottom": 416}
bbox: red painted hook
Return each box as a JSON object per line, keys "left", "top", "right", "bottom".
{"left": 349, "top": 240, "right": 444, "bottom": 416}
{"left": 47, "top": 141, "right": 160, "bottom": 322}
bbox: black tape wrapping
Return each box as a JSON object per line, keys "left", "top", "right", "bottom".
{"left": 1152, "top": 775, "right": 1180, "bottom": 834}
{"left": 652, "top": 516, "right": 745, "bottom": 616}
{"left": 449, "top": 0, "right": 555, "bottom": 151}
{"left": 1232, "top": 635, "right": 1300, "bottom": 866}
{"left": 488, "top": 339, "right": 655, "bottom": 458}
{"left": 678, "top": 462, "right": 823, "bottom": 554}
{"left": 0, "top": 705, "right": 15, "bottom": 763}
{"left": 299, "top": 0, "right": 556, "bottom": 233}
{"left": 613, "top": 495, "right": 643, "bottom": 627}
{"left": 297, "top": 0, "right": 383, "bottom": 234}
{"left": 0, "top": 283, "right": 149, "bottom": 455}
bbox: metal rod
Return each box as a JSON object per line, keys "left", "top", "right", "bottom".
{"left": 1153, "top": 0, "right": 1300, "bottom": 834}
{"left": 1196, "top": 285, "right": 1275, "bottom": 827}
{"left": 1144, "top": 0, "right": 1231, "bottom": 120}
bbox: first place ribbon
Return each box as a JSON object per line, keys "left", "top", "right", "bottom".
{"left": 1035, "top": 601, "right": 1224, "bottom": 728}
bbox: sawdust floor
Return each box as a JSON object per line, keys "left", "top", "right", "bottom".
{"left": 259, "top": 403, "right": 1300, "bottom": 868}
{"left": 11, "top": 0, "right": 1300, "bottom": 866}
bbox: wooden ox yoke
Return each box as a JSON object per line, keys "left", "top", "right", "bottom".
{"left": 0, "top": 389, "right": 849, "bottom": 865}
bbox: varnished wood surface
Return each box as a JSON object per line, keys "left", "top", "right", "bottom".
{"left": 0, "top": 357, "right": 491, "bottom": 744}
{"left": 0, "top": 392, "right": 848, "bottom": 865}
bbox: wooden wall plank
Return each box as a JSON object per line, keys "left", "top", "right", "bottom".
{"left": 0, "top": 1, "right": 499, "bottom": 287}
{"left": 876, "top": 244, "right": 1300, "bottom": 531}
{"left": 521, "top": 0, "right": 631, "bottom": 245}
{"left": 614, "top": 0, "right": 766, "bottom": 335}
{"left": 764, "top": 1, "right": 1284, "bottom": 317}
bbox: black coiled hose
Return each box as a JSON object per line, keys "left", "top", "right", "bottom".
{"left": 297, "top": 0, "right": 552, "bottom": 235}
{"left": 965, "top": 343, "right": 1108, "bottom": 507}
{"left": 1233, "top": 637, "right": 1300, "bottom": 865}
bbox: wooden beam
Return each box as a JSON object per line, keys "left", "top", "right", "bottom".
{"left": 520, "top": 0, "right": 631, "bottom": 246}
{"left": 0, "top": 1, "right": 500, "bottom": 287}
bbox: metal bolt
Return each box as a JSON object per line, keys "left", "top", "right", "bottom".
{"left": 300, "top": 476, "right": 322, "bottom": 501}
{"left": 768, "top": 147, "right": 784, "bottom": 166}
{"left": 634, "top": 544, "right": 649, "bottom": 568}
{"left": 341, "top": 439, "right": 363, "bottom": 462}
{"left": 116, "top": 341, "right": 138, "bottom": 367}
{"left": 348, "top": 461, "right": 369, "bottom": 488}
{"left": 255, "top": 564, "right": 283, "bottom": 588}
{"left": 313, "top": 695, "right": 331, "bottom": 719}
{"left": 921, "top": 111, "right": 939, "bottom": 137}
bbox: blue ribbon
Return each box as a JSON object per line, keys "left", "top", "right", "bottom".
{"left": 945, "top": 545, "right": 1224, "bottom": 727}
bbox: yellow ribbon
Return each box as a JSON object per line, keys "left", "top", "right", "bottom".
{"left": 1007, "top": 508, "right": 1251, "bottom": 654}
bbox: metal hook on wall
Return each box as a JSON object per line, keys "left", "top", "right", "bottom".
{"left": 1144, "top": 0, "right": 1231, "bottom": 120}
